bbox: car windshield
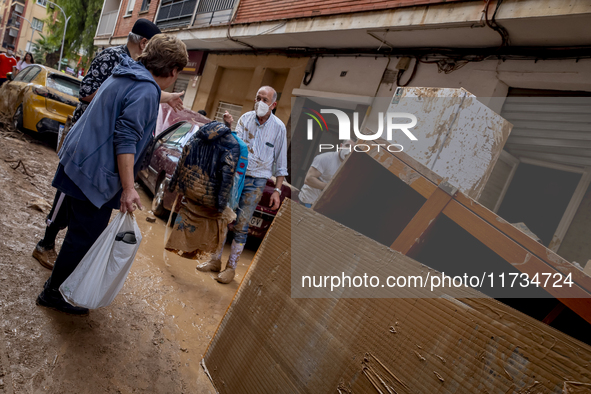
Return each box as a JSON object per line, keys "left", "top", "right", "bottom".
{"left": 46, "top": 75, "right": 81, "bottom": 98}
{"left": 165, "top": 123, "right": 194, "bottom": 146}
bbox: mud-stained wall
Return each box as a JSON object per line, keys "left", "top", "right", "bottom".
{"left": 558, "top": 184, "right": 591, "bottom": 266}
{"left": 191, "top": 54, "right": 308, "bottom": 125}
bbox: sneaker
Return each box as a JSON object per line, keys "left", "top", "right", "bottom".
{"left": 32, "top": 241, "right": 57, "bottom": 270}
{"left": 196, "top": 259, "right": 222, "bottom": 273}
{"left": 216, "top": 268, "right": 235, "bottom": 284}
{"left": 36, "top": 289, "right": 89, "bottom": 316}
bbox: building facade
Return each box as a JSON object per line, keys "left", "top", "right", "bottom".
{"left": 0, "top": 0, "right": 27, "bottom": 51}
{"left": 93, "top": 0, "right": 307, "bottom": 121}
{"left": 0, "top": 0, "right": 52, "bottom": 57}
{"left": 17, "top": 0, "right": 49, "bottom": 56}
{"left": 94, "top": 0, "right": 591, "bottom": 269}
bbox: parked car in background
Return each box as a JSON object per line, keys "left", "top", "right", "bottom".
{"left": 138, "top": 120, "right": 298, "bottom": 240}
{"left": 0, "top": 65, "right": 80, "bottom": 135}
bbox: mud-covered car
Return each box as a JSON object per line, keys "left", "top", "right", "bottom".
{"left": 0, "top": 65, "right": 80, "bottom": 134}
{"left": 138, "top": 120, "right": 297, "bottom": 240}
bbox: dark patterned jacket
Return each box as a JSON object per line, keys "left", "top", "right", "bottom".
{"left": 71, "top": 45, "right": 131, "bottom": 124}
{"left": 169, "top": 122, "right": 241, "bottom": 212}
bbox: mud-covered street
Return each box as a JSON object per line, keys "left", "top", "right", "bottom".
{"left": 0, "top": 128, "right": 255, "bottom": 393}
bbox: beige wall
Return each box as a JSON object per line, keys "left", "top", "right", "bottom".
{"left": 192, "top": 54, "right": 308, "bottom": 126}
{"left": 17, "top": 1, "right": 49, "bottom": 58}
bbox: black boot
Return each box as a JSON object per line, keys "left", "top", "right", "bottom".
{"left": 36, "top": 288, "right": 89, "bottom": 316}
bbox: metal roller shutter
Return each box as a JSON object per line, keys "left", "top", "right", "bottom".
{"left": 502, "top": 88, "right": 591, "bottom": 168}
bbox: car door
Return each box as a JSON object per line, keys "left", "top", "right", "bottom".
{"left": 158, "top": 122, "right": 196, "bottom": 180}
{"left": 19, "top": 66, "right": 43, "bottom": 130}
{"left": 0, "top": 66, "right": 32, "bottom": 116}
{"left": 144, "top": 122, "right": 194, "bottom": 192}
{"left": 140, "top": 121, "right": 185, "bottom": 174}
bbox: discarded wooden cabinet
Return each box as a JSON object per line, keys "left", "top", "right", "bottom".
{"left": 314, "top": 139, "right": 591, "bottom": 328}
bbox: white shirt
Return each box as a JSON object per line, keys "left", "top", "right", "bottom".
{"left": 298, "top": 152, "right": 344, "bottom": 204}
{"left": 16, "top": 60, "right": 31, "bottom": 71}
{"left": 235, "top": 111, "right": 288, "bottom": 179}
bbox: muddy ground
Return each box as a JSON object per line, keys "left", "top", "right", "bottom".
{"left": 0, "top": 127, "right": 256, "bottom": 393}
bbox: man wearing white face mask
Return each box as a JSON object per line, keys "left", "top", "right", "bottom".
{"left": 197, "top": 85, "right": 288, "bottom": 284}
{"left": 298, "top": 140, "right": 355, "bottom": 208}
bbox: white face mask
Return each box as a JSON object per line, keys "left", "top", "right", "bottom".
{"left": 255, "top": 101, "right": 270, "bottom": 117}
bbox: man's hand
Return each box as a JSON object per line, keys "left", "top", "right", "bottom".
{"left": 270, "top": 191, "right": 281, "bottom": 211}
{"left": 162, "top": 91, "right": 184, "bottom": 112}
{"left": 223, "top": 111, "right": 233, "bottom": 128}
{"left": 120, "top": 187, "right": 143, "bottom": 213}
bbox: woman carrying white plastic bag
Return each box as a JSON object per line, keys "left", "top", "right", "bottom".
{"left": 36, "top": 35, "right": 189, "bottom": 315}
{"left": 60, "top": 212, "right": 142, "bottom": 309}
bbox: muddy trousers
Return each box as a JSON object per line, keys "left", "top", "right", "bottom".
{"left": 231, "top": 176, "right": 267, "bottom": 244}
{"left": 39, "top": 191, "right": 69, "bottom": 249}
{"left": 46, "top": 195, "right": 112, "bottom": 292}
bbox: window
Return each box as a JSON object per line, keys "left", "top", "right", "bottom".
{"left": 193, "top": 0, "right": 236, "bottom": 27}
{"left": 155, "top": 0, "right": 197, "bottom": 29}
{"left": 22, "top": 66, "right": 41, "bottom": 82}
{"left": 172, "top": 77, "right": 188, "bottom": 94}
{"left": 140, "top": 0, "right": 150, "bottom": 12}
{"left": 14, "top": 66, "right": 31, "bottom": 81}
{"left": 32, "top": 17, "right": 43, "bottom": 31}
{"left": 215, "top": 101, "right": 242, "bottom": 130}
{"left": 25, "top": 41, "right": 36, "bottom": 52}
{"left": 36, "top": 0, "right": 47, "bottom": 6}
{"left": 165, "top": 123, "right": 193, "bottom": 146}
{"left": 126, "top": 0, "right": 136, "bottom": 15}
{"left": 47, "top": 75, "right": 81, "bottom": 98}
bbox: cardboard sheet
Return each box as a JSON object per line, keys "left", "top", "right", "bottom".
{"left": 203, "top": 200, "right": 591, "bottom": 393}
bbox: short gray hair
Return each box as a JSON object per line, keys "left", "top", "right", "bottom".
{"left": 127, "top": 32, "right": 144, "bottom": 45}
{"left": 260, "top": 86, "right": 277, "bottom": 103}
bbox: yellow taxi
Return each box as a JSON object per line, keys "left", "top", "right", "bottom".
{"left": 0, "top": 65, "right": 80, "bottom": 135}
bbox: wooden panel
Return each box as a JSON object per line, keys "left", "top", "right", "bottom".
{"left": 442, "top": 199, "right": 591, "bottom": 324}
{"left": 452, "top": 192, "right": 591, "bottom": 293}
{"left": 317, "top": 142, "right": 591, "bottom": 322}
{"left": 391, "top": 187, "right": 453, "bottom": 254}
{"left": 366, "top": 143, "right": 591, "bottom": 296}
{"left": 542, "top": 302, "right": 566, "bottom": 325}
{"left": 366, "top": 148, "right": 438, "bottom": 199}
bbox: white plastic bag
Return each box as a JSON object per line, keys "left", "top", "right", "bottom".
{"left": 60, "top": 212, "right": 142, "bottom": 309}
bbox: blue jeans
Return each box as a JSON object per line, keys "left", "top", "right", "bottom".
{"left": 233, "top": 176, "right": 267, "bottom": 244}
{"left": 303, "top": 203, "right": 312, "bottom": 208}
